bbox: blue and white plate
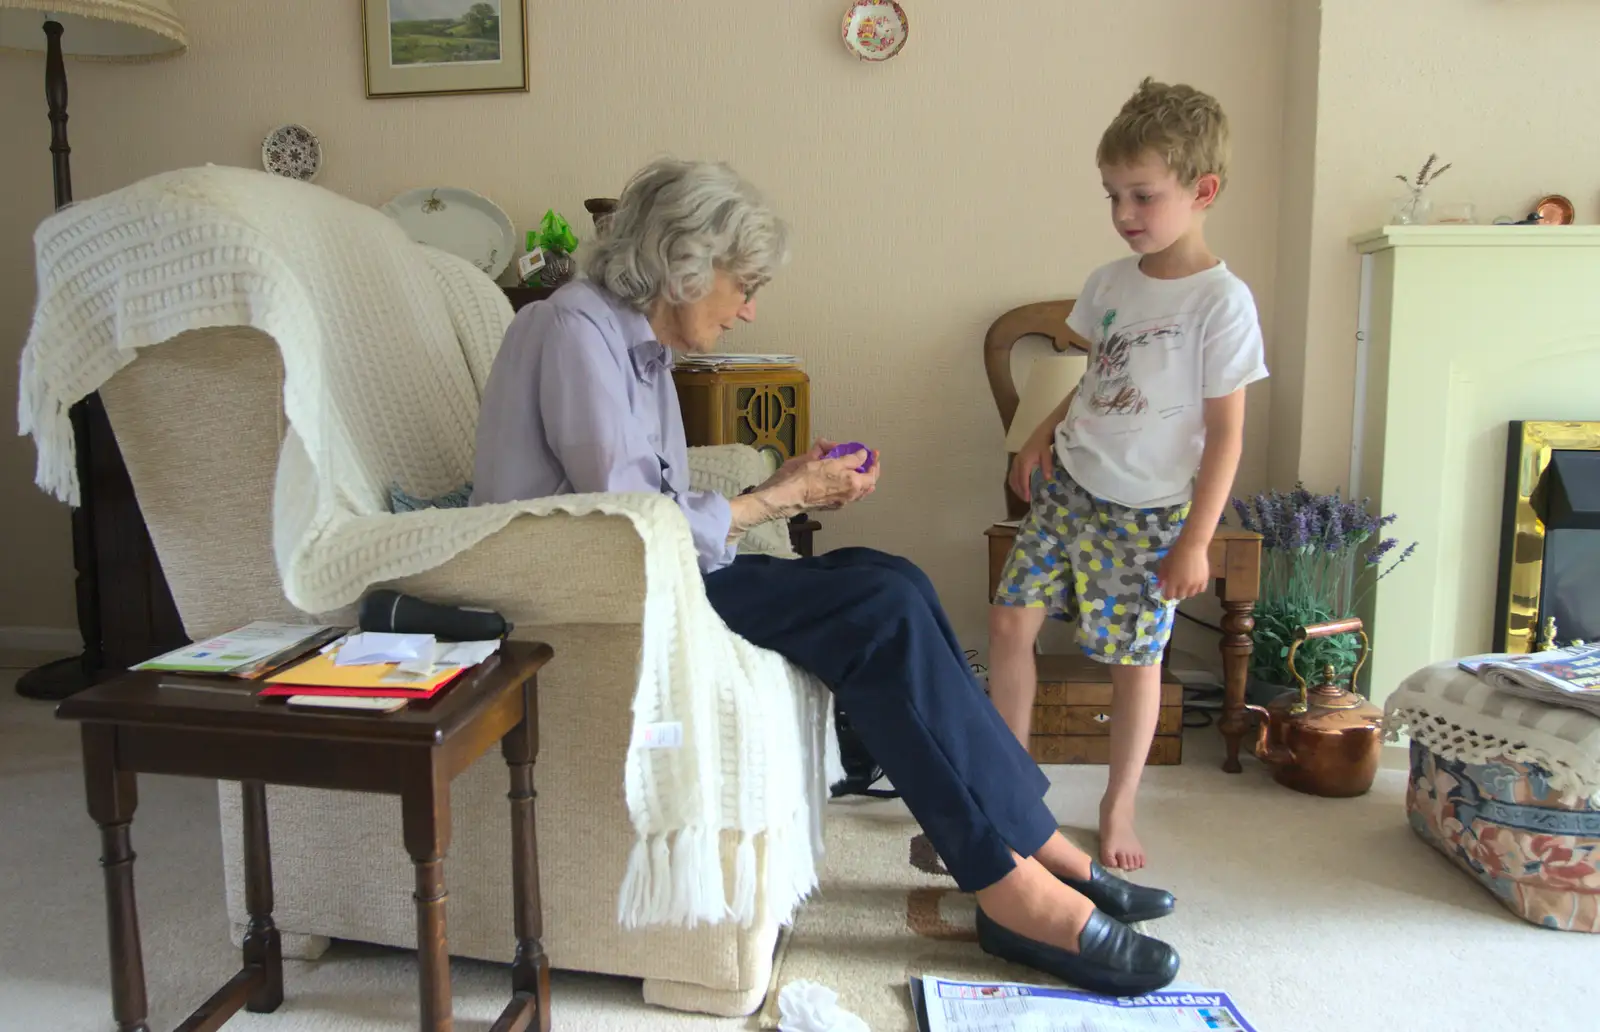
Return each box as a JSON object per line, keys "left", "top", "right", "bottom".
{"left": 262, "top": 123, "right": 322, "bottom": 182}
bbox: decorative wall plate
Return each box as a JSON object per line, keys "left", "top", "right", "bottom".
{"left": 1533, "top": 194, "right": 1575, "bottom": 225}
{"left": 380, "top": 187, "right": 517, "bottom": 280}
{"left": 842, "top": 1, "right": 908, "bottom": 62}
{"left": 262, "top": 124, "right": 322, "bottom": 182}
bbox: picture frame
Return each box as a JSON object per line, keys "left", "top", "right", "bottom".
{"left": 362, "top": 0, "right": 528, "bottom": 99}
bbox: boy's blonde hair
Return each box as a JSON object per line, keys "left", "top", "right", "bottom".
{"left": 1097, "top": 77, "right": 1230, "bottom": 195}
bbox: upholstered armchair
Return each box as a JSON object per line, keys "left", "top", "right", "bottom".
{"left": 94, "top": 325, "right": 804, "bottom": 1017}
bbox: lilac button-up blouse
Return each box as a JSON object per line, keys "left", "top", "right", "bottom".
{"left": 470, "top": 280, "right": 739, "bottom": 574}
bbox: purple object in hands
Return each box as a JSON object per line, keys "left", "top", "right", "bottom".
{"left": 822, "top": 441, "right": 875, "bottom": 473}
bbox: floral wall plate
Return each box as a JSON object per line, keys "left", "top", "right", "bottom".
{"left": 842, "top": 1, "right": 908, "bottom": 62}
{"left": 262, "top": 124, "right": 322, "bottom": 182}
{"left": 381, "top": 187, "right": 517, "bottom": 281}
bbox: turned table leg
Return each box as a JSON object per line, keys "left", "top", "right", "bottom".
{"left": 240, "top": 779, "right": 284, "bottom": 1012}
{"left": 82, "top": 724, "right": 150, "bottom": 1032}
{"left": 1219, "top": 600, "right": 1256, "bottom": 774}
{"left": 499, "top": 679, "right": 551, "bottom": 1032}
{"left": 404, "top": 778, "right": 454, "bottom": 1032}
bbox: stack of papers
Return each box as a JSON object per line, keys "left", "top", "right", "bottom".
{"left": 133, "top": 622, "right": 342, "bottom": 678}
{"left": 260, "top": 633, "right": 502, "bottom": 700}
{"left": 1459, "top": 642, "right": 1600, "bottom": 717}
{"left": 333, "top": 632, "right": 500, "bottom": 674}
{"left": 676, "top": 353, "right": 800, "bottom": 370}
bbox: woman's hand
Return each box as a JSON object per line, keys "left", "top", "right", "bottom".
{"left": 804, "top": 447, "right": 879, "bottom": 510}
{"left": 728, "top": 441, "right": 880, "bottom": 537}
{"left": 1008, "top": 430, "right": 1054, "bottom": 503}
{"left": 765, "top": 438, "right": 879, "bottom": 507}
{"left": 767, "top": 437, "right": 834, "bottom": 490}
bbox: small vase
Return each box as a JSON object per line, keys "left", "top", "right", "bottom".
{"left": 1390, "top": 189, "right": 1431, "bottom": 226}
{"left": 538, "top": 249, "right": 576, "bottom": 288}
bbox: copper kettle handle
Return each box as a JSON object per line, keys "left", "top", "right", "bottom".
{"left": 1285, "top": 618, "right": 1370, "bottom": 714}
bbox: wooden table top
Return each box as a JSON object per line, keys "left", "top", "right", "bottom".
{"left": 56, "top": 640, "right": 553, "bottom": 746}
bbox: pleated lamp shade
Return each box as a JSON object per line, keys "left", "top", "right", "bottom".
{"left": 0, "top": 1, "right": 187, "bottom": 59}
{"left": 1004, "top": 352, "right": 1088, "bottom": 451}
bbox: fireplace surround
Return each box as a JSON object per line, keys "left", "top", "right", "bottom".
{"left": 1351, "top": 225, "right": 1600, "bottom": 707}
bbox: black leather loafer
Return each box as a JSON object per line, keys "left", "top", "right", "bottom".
{"left": 976, "top": 907, "right": 1180, "bottom": 997}
{"left": 1058, "top": 862, "right": 1175, "bottom": 923}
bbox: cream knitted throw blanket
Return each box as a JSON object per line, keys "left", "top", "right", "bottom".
{"left": 17, "top": 165, "right": 839, "bottom": 928}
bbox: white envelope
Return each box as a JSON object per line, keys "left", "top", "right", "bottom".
{"left": 437, "top": 640, "right": 501, "bottom": 668}
{"left": 334, "top": 631, "right": 435, "bottom": 667}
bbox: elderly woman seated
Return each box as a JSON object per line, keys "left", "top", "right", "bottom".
{"left": 471, "top": 158, "right": 1181, "bottom": 996}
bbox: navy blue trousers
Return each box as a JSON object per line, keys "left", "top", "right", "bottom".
{"left": 703, "top": 547, "right": 1058, "bottom": 892}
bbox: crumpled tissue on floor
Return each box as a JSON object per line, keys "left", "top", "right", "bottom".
{"left": 778, "top": 979, "right": 870, "bottom": 1032}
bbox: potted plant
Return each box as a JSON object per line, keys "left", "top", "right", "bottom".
{"left": 1229, "top": 485, "right": 1416, "bottom": 702}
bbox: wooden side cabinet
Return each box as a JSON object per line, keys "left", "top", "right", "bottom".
{"left": 672, "top": 366, "right": 811, "bottom": 470}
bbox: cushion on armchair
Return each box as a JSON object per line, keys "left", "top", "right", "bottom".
{"left": 687, "top": 444, "right": 796, "bottom": 559}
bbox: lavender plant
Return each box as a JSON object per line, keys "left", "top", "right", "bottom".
{"left": 1230, "top": 485, "right": 1417, "bottom": 692}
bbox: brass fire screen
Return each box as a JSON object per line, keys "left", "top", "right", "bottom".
{"left": 1494, "top": 420, "right": 1600, "bottom": 652}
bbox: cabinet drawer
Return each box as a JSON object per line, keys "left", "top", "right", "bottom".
{"left": 1033, "top": 681, "right": 1184, "bottom": 707}
{"left": 1028, "top": 734, "right": 1182, "bottom": 766}
{"left": 1032, "top": 705, "right": 1183, "bottom": 736}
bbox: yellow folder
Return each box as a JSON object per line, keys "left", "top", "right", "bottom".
{"left": 264, "top": 648, "right": 461, "bottom": 692}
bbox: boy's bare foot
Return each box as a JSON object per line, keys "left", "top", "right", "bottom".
{"left": 1099, "top": 796, "right": 1145, "bottom": 871}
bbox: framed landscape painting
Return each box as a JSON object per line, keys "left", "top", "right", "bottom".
{"left": 363, "top": 0, "right": 528, "bottom": 98}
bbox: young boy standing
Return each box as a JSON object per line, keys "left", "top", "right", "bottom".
{"left": 989, "top": 78, "right": 1268, "bottom": 871}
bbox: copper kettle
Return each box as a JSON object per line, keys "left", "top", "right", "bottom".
{"left": 1244, "top": 617, "right": 1384, "bottom": 798}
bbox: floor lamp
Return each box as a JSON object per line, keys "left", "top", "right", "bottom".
{"left": 1, "top": 2, "right": 187, "bottom": 699}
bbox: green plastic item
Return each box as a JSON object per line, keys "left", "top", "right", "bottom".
{"left": 529, "top": 209, "right": 578, "bottom": 255}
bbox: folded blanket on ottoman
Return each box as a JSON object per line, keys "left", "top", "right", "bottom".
{"left": 1385, "top": 661, "right": 1600, "bottom": 932}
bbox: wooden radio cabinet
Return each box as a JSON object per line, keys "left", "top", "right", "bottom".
{"left": 672, "top": 366, "right": 811, "bottom": 467}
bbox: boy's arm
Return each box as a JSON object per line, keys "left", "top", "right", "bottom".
{"left": 1177, "top": 389, "right": 1247, "bottom": 555}
{"left": 1159, "top": 389, "right": 1246, "bottom": 600}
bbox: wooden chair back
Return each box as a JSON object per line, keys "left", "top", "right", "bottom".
{"left": 984, "top": 300, "right": 1087, "bottom": 517}
{"left": 983, "top": 300, "right": 1086, "bottom": 437}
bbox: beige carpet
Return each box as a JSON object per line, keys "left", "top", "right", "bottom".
{"left": 763, "top": 735, "right": 1600, "bottom": 1031}
{"left": 4, "top": 658, "right": 1596, "bottom": 1031}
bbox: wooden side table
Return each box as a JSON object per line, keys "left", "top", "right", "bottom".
{"left": 55, "top": 640, "right": 555, "bottom": 1032}
{"left": 986, "top": 523, "right": 1262, "bottom": 773}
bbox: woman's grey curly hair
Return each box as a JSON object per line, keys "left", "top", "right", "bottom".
{"left": 585, "top": 158, "right": 790, "bottom": 312}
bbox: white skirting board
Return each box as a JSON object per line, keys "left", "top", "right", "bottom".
{"left": 0, "top": 627, "right": 81, "bottom": 654}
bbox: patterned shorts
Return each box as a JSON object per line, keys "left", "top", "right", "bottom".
{"left": 993, "top": 466, "right": 1189, "bottom": 666}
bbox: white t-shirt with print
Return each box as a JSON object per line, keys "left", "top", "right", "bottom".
{"left": 1055, "top": 256, "right": 1268, "bottom": 509}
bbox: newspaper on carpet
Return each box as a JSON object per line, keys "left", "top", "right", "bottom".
{"left": 909, "top": 976, "right": 1259, "bottom": 1032}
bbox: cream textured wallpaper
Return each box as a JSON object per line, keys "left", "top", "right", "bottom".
{"left": 0, "top": 0, "right": 1292, "bottom": 644}
{"left": 1280, "top": 0, "right": 1600, "bottom": 493}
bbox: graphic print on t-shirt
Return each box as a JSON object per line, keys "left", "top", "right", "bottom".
{"left": 1086, "top": 308, "right": 1181, "bottom": 417}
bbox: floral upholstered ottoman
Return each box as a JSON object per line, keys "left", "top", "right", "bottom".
{"left": 1385, "top": 661, "right": 1600, "bottom": 933}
